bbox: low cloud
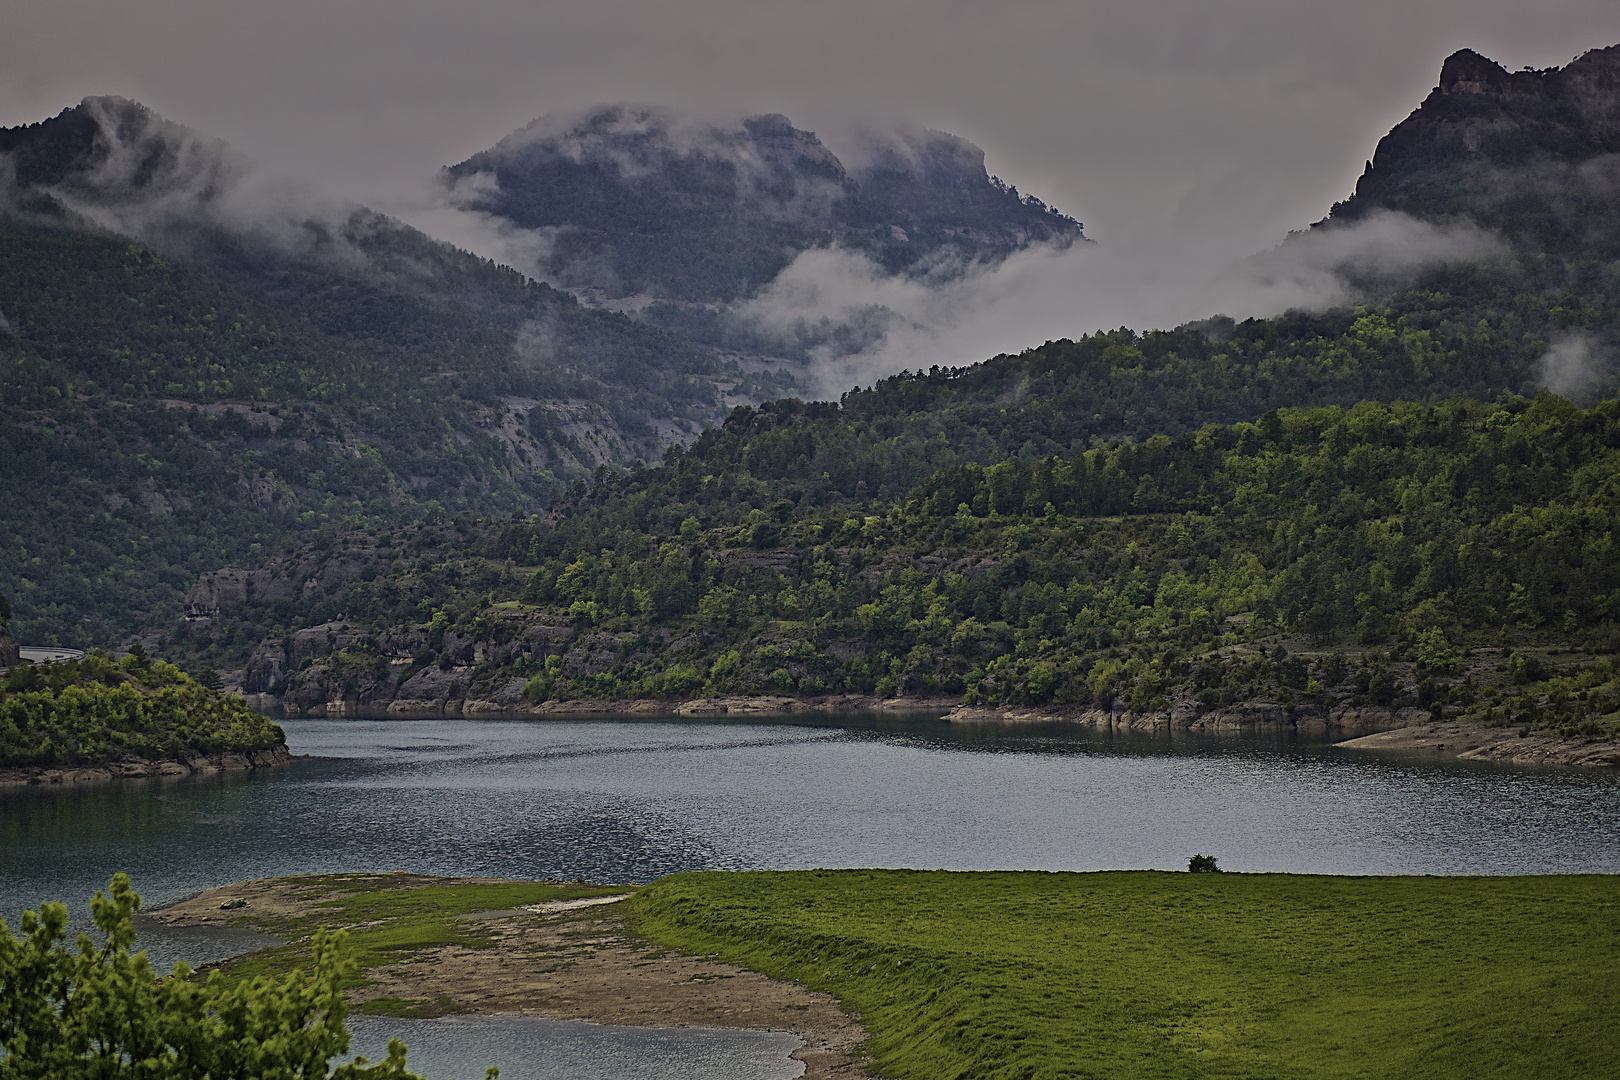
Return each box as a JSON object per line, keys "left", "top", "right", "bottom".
{"left": 18, "top": 97, "right": 382, "bottom": 274}
{"left": 736, "top": 209, "right": 1508, "bottom": 396}
{"left": 389, "top": 170, "right": 559, "bottom": 282}
{"left": 1539, "top": 330, "right": 1615, "bottom": 401}
{"left": 8, "top": 97, "right": 1520, "bottom": 407}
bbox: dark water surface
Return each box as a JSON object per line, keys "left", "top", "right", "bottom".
{"left": 345, "top": 1015, "right": 803, "bottom": 1080}
{"left": 4, "top": 714, "right": 1618, "bottom": 1078}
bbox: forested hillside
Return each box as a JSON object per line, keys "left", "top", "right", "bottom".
{"left": 0, "top": 99, "right": 758, "bottom": 646}
{"left": 0, "top": 645, "right": 284, "bottom": 768}
{"left": 156, "top": 390, "right": 1620, "bottom": 739}
{"left": 150, "top": 44, "right": 1620, "bottom": 737}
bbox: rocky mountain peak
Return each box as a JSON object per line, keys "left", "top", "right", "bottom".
{"left": 1437, "top": 49, "right": 1513, "bottom": 97}
{"left": 1328, "top": 42, "right": 1620, "bottom": 253}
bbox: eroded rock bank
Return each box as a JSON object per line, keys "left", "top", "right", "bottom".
{"left": 942, "top": 701, "right": 1428, "bottom": 738}
{"left": 1335, "top": 722, "right": 1620, "bottom": 768}
{"left": 0, "top": 744, "right": 293, "bottom": 787}
{"left": 260, "top": 690, "right": 957, "bottom": 720}
{"left": 942, "top": 701, "right": 1619, "bottom": 768}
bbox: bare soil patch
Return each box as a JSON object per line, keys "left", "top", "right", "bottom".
{"left": 153, "top": 874, "right": 873, "bottom": 1080}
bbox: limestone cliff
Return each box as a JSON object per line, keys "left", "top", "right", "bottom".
{"left": 1332, "top": 44, "right": 1620, "bottom": 258}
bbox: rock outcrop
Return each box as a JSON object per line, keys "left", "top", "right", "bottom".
{"left": 1331, "top": 43, "right": 1620, "bottom": 256}
{"left": 943, "top": 701, "right": 1424, "bottom": 739}
{"left": 0, "top": 744, "right": 293, "bottom": 787}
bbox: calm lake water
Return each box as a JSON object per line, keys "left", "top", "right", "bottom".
{"left": 5, "top": 714, "right": 1619, "bottom": 1078}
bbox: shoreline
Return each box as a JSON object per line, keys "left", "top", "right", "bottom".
{"left": 1333, "top": 721, "right": 1620, "bottom": 768}
{"left": 251, "top": 688, "right": 1620, "bottom": 768}
{"left": 258, "top": 692, "right": 959, "bottom": 720}
{"left": 151, "top": 874, "right": 872, "bottom": 1080}
{"left": 941, "top": 702, "right": 1620, "bottom": 768}
{"left": 0, "top": 743, "right": 293, "bottom": 788}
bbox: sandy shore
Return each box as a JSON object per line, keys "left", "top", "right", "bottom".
{"left": 152, "top": 874, "right": 873, "bottom": 1080}
{"left": 1334, "top": 722, "right": 1620, "bottom": 768}
{"left": 0, "top": 744, "right": 293, "bottom": 787}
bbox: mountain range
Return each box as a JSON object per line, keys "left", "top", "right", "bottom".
{"left": 72, "top": 44, "right": 1615, "bottom": 743}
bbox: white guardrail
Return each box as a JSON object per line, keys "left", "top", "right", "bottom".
{"left": 19, "top": 647, "right": 86, "bottom": 664}
{"left": 1, "top": 646, "right": 88, "bottom": 673}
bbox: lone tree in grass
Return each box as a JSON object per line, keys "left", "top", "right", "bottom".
{"left": 1188, "top": 854, "right": 1223, "bottom": 873}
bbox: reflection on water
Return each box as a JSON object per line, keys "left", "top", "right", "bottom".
{"left": 345, "top": 1015, "right": 803, "bottom": 1080}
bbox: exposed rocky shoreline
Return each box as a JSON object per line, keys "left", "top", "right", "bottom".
{"left": 942, "top": 700, "right": 1426, "bottom": 737}
{"left": 1335, "top": 722, "right": 1620, "bottom": 768}
{"left": 246, "top": 687, "right": 1620, "bottom": 767}
{"left": 940, "top": 701, "right": 1620, "bottom": 768}
{"left": 254, "top": 690, "right": 958, "bottom": 720}
{"left": 0, "top": 743, "right": 293, "bottom": 787}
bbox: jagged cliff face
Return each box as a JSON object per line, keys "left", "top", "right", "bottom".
{"left": 1333, "top": 45, "right": 1620, "bottom": 259}
{"left": 445, "top": 105, "right": 1084, "bottom": 302}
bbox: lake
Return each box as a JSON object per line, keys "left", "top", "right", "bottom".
{"left": 5, "top": 714, "right": 1618, "bottom": 1078}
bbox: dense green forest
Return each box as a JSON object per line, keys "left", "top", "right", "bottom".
{"left": 10, "top": 44, "right": 1620, "bottom": 695}
{"left": 159, "top": 390, "right": 1620, "bottom": 738}
{"left": 0, "top": 645, "right": 284, "bottom": 768}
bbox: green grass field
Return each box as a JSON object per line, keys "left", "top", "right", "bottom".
{"left": 630, "top": 870, "right": 1620, "bottom": 1080}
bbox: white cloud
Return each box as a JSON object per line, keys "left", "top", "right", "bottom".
{"left": 737, "top": 209, "right": 1507, "bottom": 396}
{"left": 1539, "top": 330, "right": 1615, "bottom": 401}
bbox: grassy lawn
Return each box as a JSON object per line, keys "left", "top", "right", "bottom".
{"left": 629, "top": 870, "right": 1620, "bottom": 1080}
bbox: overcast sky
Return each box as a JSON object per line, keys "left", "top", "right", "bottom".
{"left": 4, "top": 1, "right": 1617, "bottom": 299}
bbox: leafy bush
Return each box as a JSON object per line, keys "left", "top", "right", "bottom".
{"left": 0, "top": 874, "right": 496, "bottom": 1079}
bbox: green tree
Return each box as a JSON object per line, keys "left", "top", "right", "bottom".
{"left": 0, "top": 874, "right": 496, "bottom": 1080}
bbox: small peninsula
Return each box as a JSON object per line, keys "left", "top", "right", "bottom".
{"left": 0, "top": 629, "right": 289, "bottom": 786}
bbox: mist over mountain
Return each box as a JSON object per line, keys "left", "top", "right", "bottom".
{"left": 441, "top": 105, "right": 1084, "bottom": 305}
{"left": 1332, "top": 44, "right": 1620, "bottom": 260}
{"left": 0, "top": 97, "right": 770, "bottom": 644}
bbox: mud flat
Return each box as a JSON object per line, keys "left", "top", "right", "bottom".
{"left": 0, "top": 744, "right": 292, "bottom": 787}
{"left": 152, "top": 874, "right": 873, "bottom": 1080}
